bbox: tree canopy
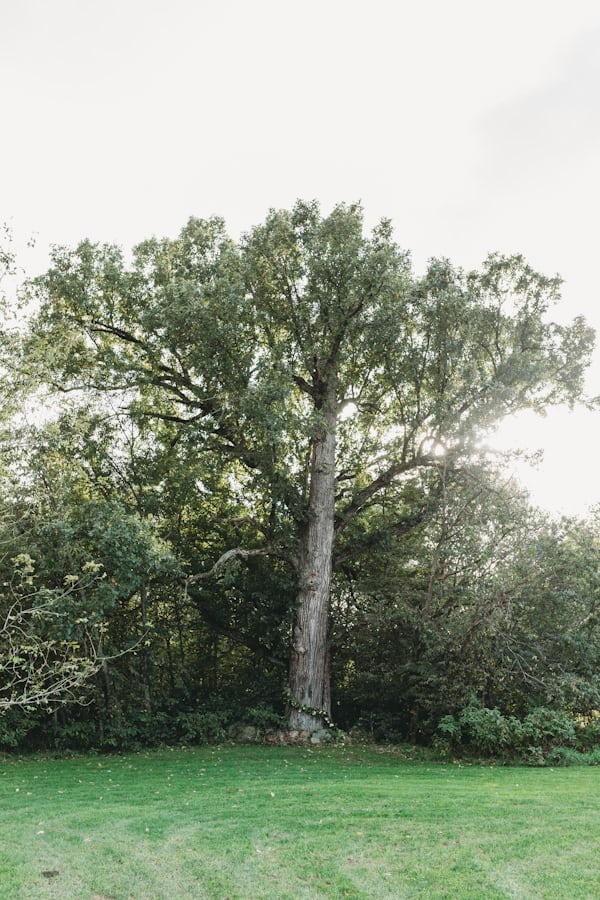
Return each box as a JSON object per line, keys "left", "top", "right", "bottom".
{"left": 0, "top": 202, "right": 597, "bottom": 750}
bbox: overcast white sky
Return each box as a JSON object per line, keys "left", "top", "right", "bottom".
{"left": 2, "top": 0, "right": 599, "bottom": 515}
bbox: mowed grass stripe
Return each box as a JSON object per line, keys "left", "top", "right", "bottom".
{"left": 0, "top": 745, "right": 599, "bottom": 899}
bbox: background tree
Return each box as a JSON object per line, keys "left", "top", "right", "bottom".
{"left": 331, "top": 463, "right": 535, "bottom": 739}
{"left": 0, "top": 229, "right": 106, "bottom": 720}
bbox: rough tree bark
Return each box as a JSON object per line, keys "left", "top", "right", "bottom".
{"left": 288, "top": 381, "right": 337, "bottom": 730}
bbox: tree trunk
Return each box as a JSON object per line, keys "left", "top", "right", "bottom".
{"left": 288, "top": 382, "right": 337, "bottom": 730}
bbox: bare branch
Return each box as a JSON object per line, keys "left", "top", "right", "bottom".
{"left": 186, "top": 545, "right": 274, "bottom": 585}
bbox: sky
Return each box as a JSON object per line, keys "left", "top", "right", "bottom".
{"left": 1, "top": 0, "right": 599, "bottom": 516}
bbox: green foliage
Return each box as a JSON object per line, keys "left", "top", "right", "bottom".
{"left": 442, "top": 704, "right": 525, "bottom": 755}
{"left": 577, "top": 714, "right": 600, "bottom": 749}
{"left": 242, "top": 703, "right": 287, "bottom": 731}
{"left": 174, "top": 709, "right": 228, "bottom": 744}
{"left": 436, "top": 700, "right": 599, "bottom": 762}
{"left": 0, "top": 549, "right": 109, "bottom": 713}
{"left": 0, "top": 708, "right": 31, "bottom": 749}
{"left": 0, "top": 202, "right": 595, "bottom": 746}
{"left": 333, "top": 473, "right": 600, "bottom": 745}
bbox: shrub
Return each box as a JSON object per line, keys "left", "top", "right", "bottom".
{"left": 436, "top": 701, "right": 591, "bottom": 761}
{"left": 0, "top": 708, "right": 33, "bottom": 750}
{"left": 355, "top": 712, "right": 406, "bottom": 744}
{"left": 242, "top": 704, "right": 286, "bottom": 732}
{"left": 174, "top": 710, "right": 228, "bottom": 744}
{"left": 576, "top": 714, "right": 600, "bottom": 750}
{"left": 522, "top": 708, "right": 576, "bottom": 750}
{"left": 545, "top": 746, "right": 582, "bottom": 767}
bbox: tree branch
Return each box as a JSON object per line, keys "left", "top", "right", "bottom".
{"left": 185, "top": 545, "right": 275, "bottom": 586}
{"left": 334, "top": 454, "right": 439, "bottom": 534}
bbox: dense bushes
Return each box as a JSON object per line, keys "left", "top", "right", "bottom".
{"left": 0, "top": 697, "right": 288, "bottom": 753}
{"left": 436, "top": 700, "right": 600, "bottom": 763}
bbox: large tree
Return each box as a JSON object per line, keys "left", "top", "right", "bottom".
{"left": 27, "top": 201, "right": 594, "bottom": 729}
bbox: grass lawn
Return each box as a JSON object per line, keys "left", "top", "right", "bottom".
{"left": 0, "top": 744, "right": 599, "bottom": 899}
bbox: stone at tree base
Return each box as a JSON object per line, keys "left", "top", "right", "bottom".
{"left": 264, "top": 729, "right": 312, "bottom": 744}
